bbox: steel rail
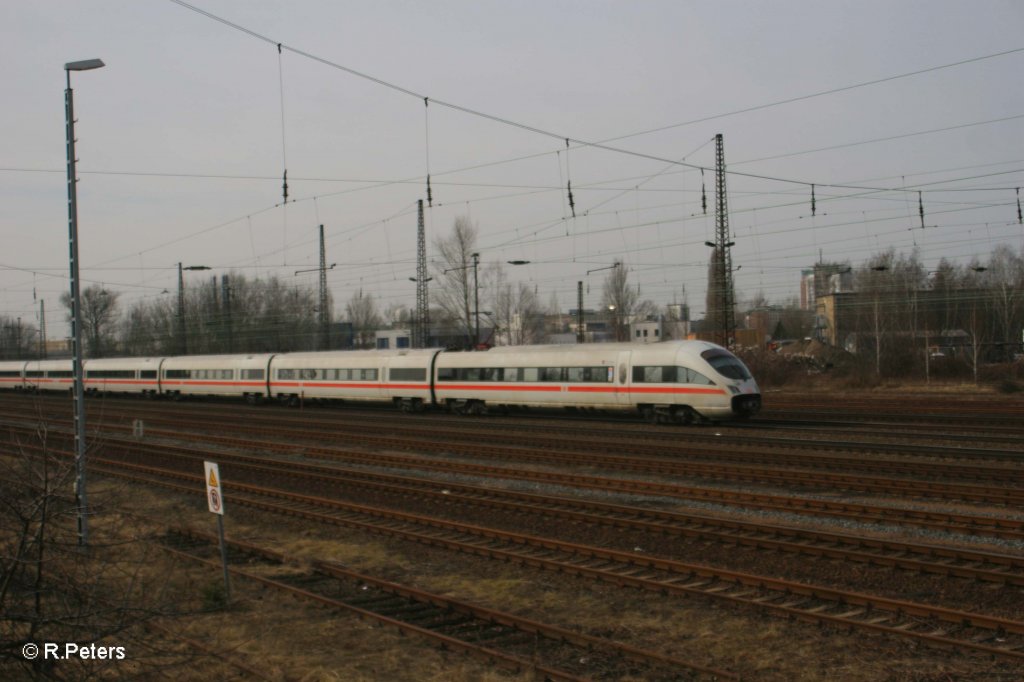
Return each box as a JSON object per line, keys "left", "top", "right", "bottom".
{"left": 80, "top": 457, "right": 1024, "bottom": 663}
{"left": 7, "top": 421, "right": 1024, "bottom": 542}
{"left": 154, "top": 524, "right": 735, "bottom": 681}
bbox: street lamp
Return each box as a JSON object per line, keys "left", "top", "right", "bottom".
{"left": 65, "top": 57, "right": 104, "bottom": 548}
{"left": 578, "top": 263, "right": 620, "bottom": 343}
{"left": 178, "top": 263, "right": 211, "bottom": 355}
{"left": 444, "top": 252, "right": 480, "bottom": 347}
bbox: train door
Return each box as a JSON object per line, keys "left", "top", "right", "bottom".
{"left": 614, "top": 350, "right": 632, "bottom": 406}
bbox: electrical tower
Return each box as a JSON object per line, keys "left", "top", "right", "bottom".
{"left": 413, "top": 200, "right": 430, "bottom": 348}
{"left": 318, "top": 224, "right": 330, "bottom": 350}
{"left": 39, "top": 299, "right": 47, "bottom": 359}
{"left": 706, "top": 133, "right": 736, "bottom": 348}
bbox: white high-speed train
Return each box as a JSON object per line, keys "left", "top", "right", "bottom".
{"left": 0, "top": 340, "right": 760, "bottom": 423}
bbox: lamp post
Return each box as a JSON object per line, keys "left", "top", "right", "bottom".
{"left": 65, "top": 57, "right": 105, "bottom": 548}
{"left": 178, "top": 263, "right": 211, "bottom": 355}
{"left": 581, "top": 262, "right": 620, "bottom": 343}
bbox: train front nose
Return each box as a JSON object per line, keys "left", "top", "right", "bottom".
{"left": 732, "top": 393, "right": 761, "bottom": 417}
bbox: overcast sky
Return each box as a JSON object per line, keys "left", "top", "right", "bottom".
{"left": 3, "top": 0, "right": 1023, "bottom": 337}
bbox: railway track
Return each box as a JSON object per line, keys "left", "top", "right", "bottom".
{"left": 6, "top": 419, "right": 1024, "bottom": 543}
{"left": 4, "top": 391, "right": 1024, "bottom": 677}
{"left": 87, "top": 459, "right": 1024, "bottom": 665}
{"left": 7, "top": 394, "right": 1024, "bottom": 457}
{"left": 94, "top": 434, "right": 1024, "bottom": 589}
{"left": 154, "top": 524, "right": 732, "bottom": 681}
{"left": 4, "top": 406, "right": 1024, "bottom": 505}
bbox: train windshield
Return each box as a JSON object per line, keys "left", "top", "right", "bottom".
{"left": 701, "top": 349, "right": 752, "bottom": 381}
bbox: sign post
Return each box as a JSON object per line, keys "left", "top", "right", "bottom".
{"left": 204, "top": 461, "right": 231, "bottom": 604}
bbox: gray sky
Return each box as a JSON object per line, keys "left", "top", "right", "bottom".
{"left": 3, "top": 0, "right": 1023, "bottom": 337}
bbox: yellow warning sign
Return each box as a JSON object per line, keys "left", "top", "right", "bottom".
{"left": 204, "top": 461, "right": 224, "bottom": 515}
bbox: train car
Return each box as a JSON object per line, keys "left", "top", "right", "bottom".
{"left": 268, "top": 349, "right": 440, "bottom": 408}
{"left": 160, "top": 353, "right": 275, "bottom": 401}
{"left": 0, "top": 341, "right": 758, "bottom": 423}
{"left": 0, "top": 360, "right": 27, "bottom": 390}
{"left": 23, "top": 359, "right": 74, "bottom": 392}
{"left": 434, "top": 344, "right": 625, "bottom": 414}
{"left": 434, "top": 341, "right": 759, "bottom": 422}
{"left": 626, "top": 341, "right": 760, "bottom": 421}
{"left": 83, "top": 357, "right": 164, "bottom": 396}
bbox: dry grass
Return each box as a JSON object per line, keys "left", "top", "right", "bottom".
{"left": 90, "top": 470, "right": 1022, "bottom": 681}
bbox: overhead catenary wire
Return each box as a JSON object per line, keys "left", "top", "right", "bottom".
{"left": 14, "top": 0, "right": 1015, "bottom": 321}
{"left": 165, "top": 0, "right": 1024, "bottom": 197}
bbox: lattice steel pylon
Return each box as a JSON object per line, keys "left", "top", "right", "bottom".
{"left": 318, "top": 224, "right": 330, "bottom": 350}
{"left": 413, "top": 200, "right": 430, "bottom": 348}
{"left": 711, "top": 133, "right": 736, "bottom": 348}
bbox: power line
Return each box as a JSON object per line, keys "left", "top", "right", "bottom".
{"left": 166, "top": 0, "right": 1024, "bottom": 192}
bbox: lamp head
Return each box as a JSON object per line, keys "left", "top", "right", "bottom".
{"left": 65, "top": 59, "right": 105, "bottom": 72}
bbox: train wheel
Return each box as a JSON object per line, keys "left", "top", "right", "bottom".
{"left": 641, "top": 406, "right": 658, "bottom": 424}
{"left": 671, "top": 406, "right": 694, "bottom": 425}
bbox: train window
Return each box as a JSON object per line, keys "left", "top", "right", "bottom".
{"left": 277, "top": 369, "right": 295, "bottom": 380}
{"left": 25, "top": 371, "right": 44, "bottom": 378}
{"left": 298, "top": 369, "right": 316, "bottom": 381}
{"left": 632, "top": 366, "right": 680, "bottom": 383}
{"left": 358, "top": 369, "right": 378, "bottom": 381}
{"left": 501, "top": 368, "right": 520, "bottom": 382}
{"left": 391, "top": 368, "right": 426, "bottom": 382}
{"left": 221, "top": 370, "right": 233, "bottom": 380}
{"left": 241, "top": 369, "right": 264, "bottom": 380}
{"left": 539, "top": 367, "right": 563, "bottom": 382}
{"left": 436, "top": 367, "right": 455, "bottom": 381}
{"left": 0, "top": 371, "right": 21, "bottom": 377}
{"left": 165, "top": 369, "right": 190, "bottom": 379}
{"left": 633, "top": 366, "right": 660, "bottom": 383}
{"left": 86, "top": 370, "right": 135, "bottom": 379}
{"left": 141, "top": 370, "right": 157, "bottom": 380}
{"left": 684, "top": 368, "right": 714, "bottom": 385}
{"left": 48, "top": 371, "right": 74, "bottom": 378}
{"left": 521, "top": 367, "right": 539, "bottom": 382}
{"left": 700, "top": 349, "right": 751, "bottom": 380}
{"left": 566, "top": 367, "right": 607, "bottom": 382}
{"left": 480, "top": 367, "right": 500, "bottom": 381}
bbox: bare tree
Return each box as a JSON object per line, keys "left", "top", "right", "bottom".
{"left": 346, "top": 288, "right": 382, "bottom": 348}
{"left": 600, "top": 260, "right": 637, "bottom": 341}
{"left": 433, "top": 216, "right": 479, "bottom": 345}
{"left": 491, "top": 266, "right": 544, "bottom": 345}
{"left": 0, "top": 317, "right": 37, "bottom": 360}
{"left": 983, "top": 245, "right": 1024, "bottom": 361}
{"left": 61, "top": 286, "right": 120, "bottom": 358}
{"left": 0, "top": 419, "right": 188, "bottom": 677}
